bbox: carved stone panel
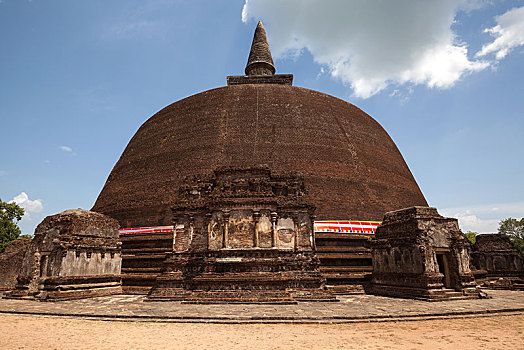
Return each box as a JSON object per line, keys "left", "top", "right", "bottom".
{"left": 277, "top": 217, "right": 294, "bottom": 249}
{"left": 298, "top": 213, "right": 313, "bottom": 250}
{"left": 173, "top": 222, "right": 191, "bottom": 253}
{"left": 208, "top": 214, "right": 223, "bottom": 251}
{"left": 257, "top": 215, "right": 272, "bottom": 248}
{"left": 228, "top": 211, "right": 255, "bottom": 249}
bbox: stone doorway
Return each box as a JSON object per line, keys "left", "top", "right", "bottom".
{"left": 436, "top": 251, "right": 451, "bottom": 289}
{"left": 39, "top": 255, "right": 48, "bottom": 278}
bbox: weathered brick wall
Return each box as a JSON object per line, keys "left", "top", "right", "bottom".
{"left": 0, "top": 239, "right": 31, "bottom": 291}
{"left": 92, "top": 84, "right": 427, "bottom": 227}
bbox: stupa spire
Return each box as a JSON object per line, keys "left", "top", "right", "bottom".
{"left": 227, "top": 21, "right": 292, "bottom": 85}
{"left": 245, "top": 21, "right": 276, "bottom": 76}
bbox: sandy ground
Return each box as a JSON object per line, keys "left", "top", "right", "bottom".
{"left": 1, "top": 314, "right": 523, "bottom": 349}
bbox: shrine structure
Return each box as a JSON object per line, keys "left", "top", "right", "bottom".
{"left": 91, "top": 21, "right": 428, "bottom": 296}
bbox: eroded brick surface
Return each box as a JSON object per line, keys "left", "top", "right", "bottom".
{"left": 91, "top": 84, "right": 427, "bottom": 227}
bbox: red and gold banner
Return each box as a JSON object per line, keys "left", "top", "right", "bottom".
{"left": 119, "top": 221, "right": 381, "bottom": 235}
{"left": 314, "top": 220, "right": 381, "bottom": 234}
{"left": 119, "top": 226, "right": 174, "bottom": 235}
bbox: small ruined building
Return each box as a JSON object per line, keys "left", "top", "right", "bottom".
{"left": 4, "top": 209, "right": 121, "bottom": 300}
{"left": 91, "top": 22, "right": 427, "bottom": 296}
{"left": 370, "top": 206, "right": 477, "bottom": 300}
{"left": 471, "top": 234, "right": 524, "bottom": 289}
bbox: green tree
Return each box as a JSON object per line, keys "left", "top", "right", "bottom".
{"left": 498, "top": 217, "right": 524, "bottom": 258}
{"left": 464, "top": 231, "right": 477, "bottom": 245}
{"left": 0, "top": 198, "right": 25, "bottom": 253}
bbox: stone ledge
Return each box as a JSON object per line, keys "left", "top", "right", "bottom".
{"left": 1, "top": 289, "right": 523, "bottom": 323}
{"left": 227, "top": 74, "right": 293, "bottom": 85}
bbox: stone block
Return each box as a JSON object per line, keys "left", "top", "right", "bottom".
{"left": 0, "top": 239, "right": 31, "bottom": 291}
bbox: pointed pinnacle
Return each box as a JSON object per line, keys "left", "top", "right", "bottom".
{"left": 245, "top": 21, "right": 276, "bottom": 76}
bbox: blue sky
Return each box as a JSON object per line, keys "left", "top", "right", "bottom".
{"left": 1, "top": 0, "right": 523, "bottom": 234}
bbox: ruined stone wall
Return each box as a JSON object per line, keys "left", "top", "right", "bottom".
{"left": 0, "top": 239, "right": 31, "bottom": 291}
{"left": 58, "top": 250, "right": 121, "bottom": 276}
{"left": 372, "top": 244, "right": 426, "bottom": 275}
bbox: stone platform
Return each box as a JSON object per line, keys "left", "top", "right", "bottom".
{"left": 1, "top": 290, "right": 523, "bottom": 323}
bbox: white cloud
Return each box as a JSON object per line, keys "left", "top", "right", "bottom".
{"left": 59, "top": 145, "right": 76, "bottom": 156}
{"left": 10, "top": 192, "right": 44, "bottom": 214}
{"left": 450, "top": 212, "right": 499, "bottom": 233}
{"left": 0, "top": 170, "right": 6, "bottom": 176}
{"left": 440, "top": 201, "right": 524, "bottom": 233}
{"left": 476, "top": 6, "right": 524, "bottom": 60}
{"left": 241, "top": 0, "right": 493, "bottom": 98}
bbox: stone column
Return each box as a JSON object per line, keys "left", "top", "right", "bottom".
{"left": 310, "top": 214, "right": 317, "bottom": 250}
{"left": 292, "top": 214, "right": 299, "bottom": 251}
{"left": 172, "top": 218, "right": 178, "bottom": 251}
{"left": 188, "top": 215, "right": 194, "bottom": 249}
{"left": 252, "top": 211, "right": 260, "bottom": 248}
{"left": 222, "top": 211, "right": 230, "bottom": 249}
{"left": 205, "top": 213, "right": 212, "bottom": 249}
{"left": 270, "top": 212, "right": 278, "bottom": 248}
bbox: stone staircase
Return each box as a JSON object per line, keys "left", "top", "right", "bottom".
{"left": 424, "top": 288, "right": 478, "bottom": 301}
{"left": 120, "top": 233, "right": 173, "bottom": 294}
{"left": 315, "top": 232, "right": 373, "bottom": 294}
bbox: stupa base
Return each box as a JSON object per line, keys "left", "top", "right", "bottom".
{"left": 146, "top": 251, "right": 337, "bottom": 303}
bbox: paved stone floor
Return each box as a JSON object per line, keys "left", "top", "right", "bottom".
{"left": 1, "top": 290, "right": 523, "bottom": 323}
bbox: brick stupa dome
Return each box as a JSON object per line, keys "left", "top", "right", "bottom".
{"left": 92, "top": 22, "right": 427, "bottom": 227}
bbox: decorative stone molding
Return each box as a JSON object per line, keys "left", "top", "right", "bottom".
{"left": 147, "top": 166, "right": 334, "bottom": 303}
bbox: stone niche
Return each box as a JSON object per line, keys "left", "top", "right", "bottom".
{"left": 6, "top": 209, "right": 122, "bottom": 301}
{"left": 147, "top": 166, "right": 335, "bottom": 303}
{"left": 470, "top": 234, "right": 524, "bottom": 288}
{"left": 370, "top": 206, "right": 477, "bottom": 300}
